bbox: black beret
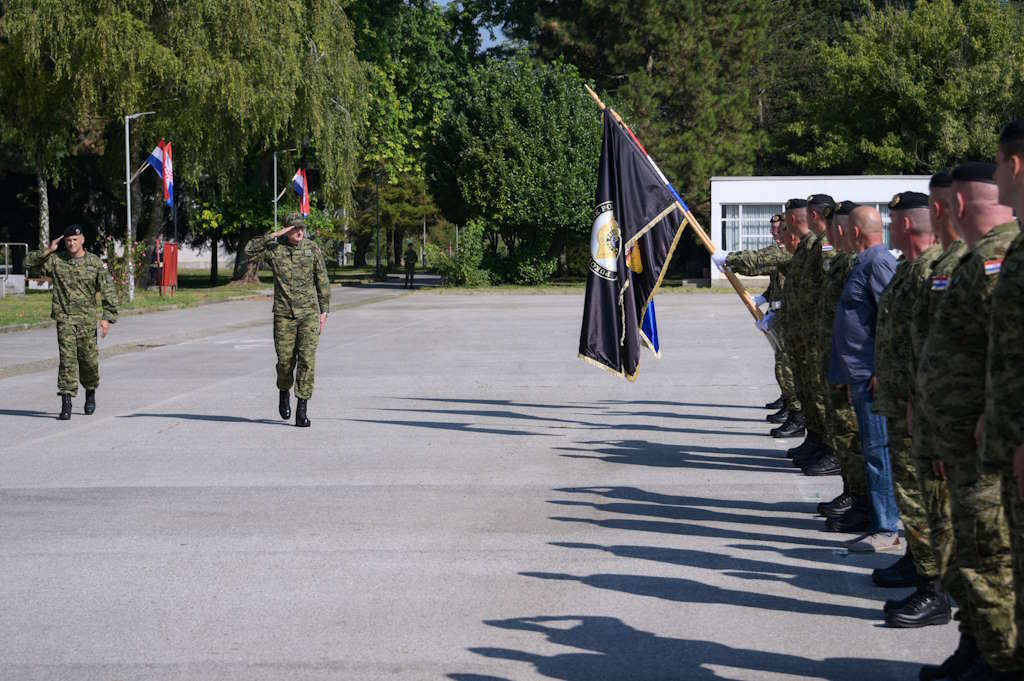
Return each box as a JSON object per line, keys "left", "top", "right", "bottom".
{"left": 951, "top": 161, "right": 997, "bottom": 184}
{"left": 929, "top": 169, "right": 953, "bottom": 189}
{"left": 769, "top": 213, "right": 782, "bottom": 222}
{"left": 806, "top": 194, "right": 836, "bottom": 210}
{"left": 785, "top": 198, "right": 807, "bottom": 210}
{"left": 62, "top": 224, "right": 83, "bottom": 238}
{"left": 999, "top": 118, "right": 1024, "bottom": 145}
{"left": 889, "top": 191, "right": 929, "bottom": 210}
{"left": 836, "top": 200, "right": 859, "bottom": 216}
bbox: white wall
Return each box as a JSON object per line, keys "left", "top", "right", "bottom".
{"left": 709, "top": 175, "right": 931, "bottom": 280}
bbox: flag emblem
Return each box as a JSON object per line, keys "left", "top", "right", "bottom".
{"left": 930, "top": 276, "right": 949, "bottom": 291}
{"left": 145, "top": 139, "right": 174, "bottom": 207}
{"left": 984, "top": 259, "right": 1002, "bottom": 276}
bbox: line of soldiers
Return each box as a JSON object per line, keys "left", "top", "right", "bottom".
{"left": 26, "top": 213, "right": 330, "bottom": 427}
{"left": 715, "top": 119, "right": 1024, "bottom": 681}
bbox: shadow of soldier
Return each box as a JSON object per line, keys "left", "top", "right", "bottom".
{"left": 448, "top": 615, "right": 924, "bottom": 681}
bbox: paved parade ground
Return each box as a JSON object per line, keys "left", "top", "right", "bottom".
{"left": 1, "top": 287, "right": 957, "bottom": 680}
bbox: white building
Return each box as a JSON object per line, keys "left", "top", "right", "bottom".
{"left": 708, "top": 175, "right": 931, "bottom": 281}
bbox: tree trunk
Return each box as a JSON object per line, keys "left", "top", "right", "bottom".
{"left": 210, "top": 231, "right": 219, "bottom": 285}
{"left": 231, "top": 231, "right": 260, "bottom": 284}
{"left": 36, "top": 167, "right": 50, "bottom": 250}
{"left": 354, "top": 233, "right": 372, "bottom": 267}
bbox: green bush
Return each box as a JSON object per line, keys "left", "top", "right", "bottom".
{"left": 428, "top": 219, "right": 490, "bottom": 287}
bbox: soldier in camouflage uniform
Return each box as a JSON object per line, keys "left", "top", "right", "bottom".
{"left": 245, "top": 213, "right": 331, "bottom": 428}
{"left": 915, "top": 162, "right": 1020, "bottom": 679}
{"left": 987, "top": 120, "right": 1024, "bottom": 676}
{"left": 814, "top": 202, "right": 871, "bottom": 528}
{"left": 719, "top": 214, "right": 796, "bottom": 428}
{"left": 788, "top": 194, "right": 836, "bottom": 473}
{"left": 870, "top": 192, "right": 950, "bottom": 628}
{"left": 25, "top": 224, "right": 118, "bottom": 420}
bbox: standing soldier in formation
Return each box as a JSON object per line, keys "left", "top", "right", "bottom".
{"left": 404, "top": 240, "right": 418, "bottom": 289}
{"left": 245, "top": 213, "right": 331, "bottom": 428}
{"left": 815, "top": 202, "right": 870, "bottom": 529}
{"left": 713, "top": 214, "right": 796, "bottom": 431}
{"left": 915, "top": 162, "right": 1020, "bottom": 679}
{"left": 871, "top": 192, "right": 949, "bottom": 627}
{"left": 25, "top": 224, "right": 118, "bottom": 420}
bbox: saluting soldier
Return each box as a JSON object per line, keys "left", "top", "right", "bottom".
{"left": 245, "top": 213, "right": 330, "bottom": 427}
{"left": 404, "top": 241, "right": 418, "bottom": 289}
{"left": 25, "top": 224, "right": 118, "bottom": 420}
{"left": 914, "top": 162, "right": 1020, "bottom": 679}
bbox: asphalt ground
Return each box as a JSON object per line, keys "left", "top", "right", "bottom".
{"left": 0, "top": 289, "right": 957, "bottom": 680}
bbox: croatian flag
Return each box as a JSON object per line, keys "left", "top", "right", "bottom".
{"left": 145, "top": 140, "right": 174, "bottom": 206}
{"left": 292, "top": 169, "right": 310, "bottom": 216}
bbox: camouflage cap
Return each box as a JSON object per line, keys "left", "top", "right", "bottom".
{"left": 284, "top": 213, "right": 305, "bottom": 228}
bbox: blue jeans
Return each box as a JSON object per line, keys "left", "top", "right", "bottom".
{"left": 850, "top": 380, "right": 899, "bottom": 533}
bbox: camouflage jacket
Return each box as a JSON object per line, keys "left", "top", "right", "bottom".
{"left": 24, "top": 249, "right": 118, "bottom": 324}
{"left": 245, "top": 235, "right": 330, "bottom": 318}
{"left": 874, "top": 245, "right": 942, "bottom": 416}
{"left": 910, "top": 240, "right": 968, "bottom": 371}
{"left": 916, "top": 222, "right": 1021, "bottom": 458}
{"left": 780, "top": 232, "right": 813, "bottom": 346}
{"left": 726, "top": 245, "right": 791, "bottom": 303}
{"left": 816, "top": 250, "right": 856, "bottom": 375}
{"left": 981, "top": 229, "right": 1024, "bottom": 467}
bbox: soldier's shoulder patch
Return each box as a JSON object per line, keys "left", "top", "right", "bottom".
{"left": 930, "top": 275, "right": 949, "bottom": 291}
{"left": 822, "top": 243, "right": 834, "bottom": 252}
{"left": 984, "top": 259, "right": 1002, "bottom": 276}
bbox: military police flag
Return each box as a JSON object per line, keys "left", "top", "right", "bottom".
{"left": 578, "top": 112, "right": 686, "bottom": 380}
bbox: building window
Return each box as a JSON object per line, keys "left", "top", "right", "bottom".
{"left": 721, "top": 203, "right": 783, "bottom": 251}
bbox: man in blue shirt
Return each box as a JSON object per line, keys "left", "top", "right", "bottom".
{"left": 829, "top": 205, "right": 902, "bottom": 553}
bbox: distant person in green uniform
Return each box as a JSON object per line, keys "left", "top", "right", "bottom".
{"left": 404, "top": 241, "right": 418, "bottom": 289}
{"left": 25, "top": 224, "right": 118, "bottom": 420}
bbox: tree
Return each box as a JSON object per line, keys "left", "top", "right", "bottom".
{"left": 427, "top": 52, "right": 601, "bottom": 283}
{"left": 787, "top": 0, "right": 1024, "bottom": 173}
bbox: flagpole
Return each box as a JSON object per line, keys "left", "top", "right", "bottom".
{"left": 583, "top": 86, "right": 764, "bottom": 324}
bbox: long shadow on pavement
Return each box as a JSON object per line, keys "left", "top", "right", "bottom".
{"left": 554, "top": 485, "right": 814, "bottom": 515}
{"left": 546, "top": 498, "right": 824, "bottom": 532}
{"left": 118, "top": 412, "right": 283, "bottom": 425}
{"left": 348, "top": 418, "right": 553, "bottom": 437}
{"left": 449, "top": 615, "right": 922, "bottom": 680}
{"left": 557, "top": 439, "right": 795, "bottom": 473}
{"left": 0, "top": 408, "right": 57, "bottom": 419}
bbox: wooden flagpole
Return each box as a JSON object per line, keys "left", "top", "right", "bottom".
{"left": 583, "top": 85, "right": 764, "bottom": 323}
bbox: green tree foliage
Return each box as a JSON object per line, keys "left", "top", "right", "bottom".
{"left": 787, "top": 0, "right": 1024, "bottom": 173}
{"left": 427, "top": 52, "right": 601, "bottom": 284}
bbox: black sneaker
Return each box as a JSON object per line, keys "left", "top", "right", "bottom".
{"left": 885, "top": 586, "right": 951, "bottom": 628}
{"left": 803, "top": 453, "right": 841, "bottom": 476}
{"left": 818, "top": 492, "right": 853, "bottom": 517}
{"left": 766, "top": 407, "right": 789, "bottom": 423}
{"left": 764, "top": 395, "right": 785, "bottom": 410}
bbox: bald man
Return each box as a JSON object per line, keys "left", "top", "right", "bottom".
{"left": 829, "top": 206, "right": 902, "bottom": 553}
{"left": 871, "top": 192, "right": 948, "bottom": 627}
{"left": 915, "top": 162, "right": 1020, "bottom": 679}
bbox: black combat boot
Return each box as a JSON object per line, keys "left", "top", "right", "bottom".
{"left": 824, "top": 497, "right": 872, "bottom": 533}
{"left": 874, "top": 548, "right": 917, "bottom": 588}
{"left": 771, "top": 411, "right": 805, "bottom": 439}
{"left": 885, "top": 578, "right": 951, "bottom": 628}
{"left": 919, "top": 634, "right": 978, "bottom": 681}
{"left": 818, "top": 490, "right": 853, "bottom": 517}
{"left": 802, "top": 452, "right": 841, "bottom": 476}
{"left": 764, "top": 395, "right": 784, "bottom": 410}
{"left": 787, "top": 432, "right": 820, "bottom": 458}
{"left": 58, "top": 394, "right": 72, "bottom": 420}
{"left": 295, "top": 398, "right": 310, "bottom": 427}
{"left": 279, "top": 390, "right": 291, "bottom": 420}
{"left": 766, "top": 405, "right": 789, "bottom": 423}
{"left": 84, "top": 389, "right": 96, "bottom": 415}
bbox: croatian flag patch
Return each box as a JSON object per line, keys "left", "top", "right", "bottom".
{"left": 930, "top": 276, "right": 949, "bottom": 291}
{"left": 822, "top": 244, "right": 834, "bottom": 252}
{"left": 984, "top": 259, "right": 1003, "bottom": 276}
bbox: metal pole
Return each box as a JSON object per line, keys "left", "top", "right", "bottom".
{"left": 273, "top": 151, "right": 278, "bottom": 231}
{"left": 124, "top": 115, "right": 133, "bottom": 302}
{"left": 375, "top": 172, "right": 382, "bottom": 278}
{"left": 422, "top": 215, "right": 426, "bottom": 266}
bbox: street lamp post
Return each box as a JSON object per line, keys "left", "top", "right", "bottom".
{"left": 124, "top": 111, "right": 155, "bottom": 302}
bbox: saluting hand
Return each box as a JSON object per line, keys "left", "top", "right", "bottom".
{"left": 319, "top": 313, "right": 327, "bottom": 335}
{"left": 48, "top": 236, "right": 63, "bottom": 254}
{"left": 99, "top": 320, "right": 110, "bottom": 338}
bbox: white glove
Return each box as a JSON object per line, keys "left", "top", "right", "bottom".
{"left": 755, "top": 311, "right": 775, "bottom": 332}
{"left": 711, "top": 250, "right": 730, "bottom": 272}
{"left": 753, "top": 294, "right": 767, "bottom": 307}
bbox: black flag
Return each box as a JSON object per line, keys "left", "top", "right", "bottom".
{"left": 578, "top": 112, "right": 686, "bottom": 380}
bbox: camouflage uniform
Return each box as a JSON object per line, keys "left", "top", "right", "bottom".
{"left": 916, "top": 221, "right": 1020, "bottom": 670}
{"left": 817, "top": 250, "right": 866, "bottom": 496}
{"left": 24, "top": 248, "right": 118, "bottom": 396}
{"left": 726, "top": 246, "right": 795, "bottom": 408}
{"left": 980, "top": 230, "right": 1024, "bottom": 666}
{"left": 780, "top": 232, "right": 820, "bottom": 432}
{"left": 875, "top": 245, "right": 942, "bottom": 580}
{"left": 788, "top": 231, "right": 829, "bottom": 439}
{"left": 910, "top": 239, "right": 971, "bottom": 630}
{"left": 245, "top": 234, "right": 330, "bottom": 400}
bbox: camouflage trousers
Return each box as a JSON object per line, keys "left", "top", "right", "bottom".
{"left": 56, "top": 321, "right": 99, "bottom": 396}
{"left": 825, "top": 383, "right": 866, "bottom": 497}
{"left": 1002, "top": 472, "right": 1024, "bottom": 668}
{"left": 774, "top": 344, "right": 799, "bottom": 410}
{"left": 946, "top": 452, "right": 1017, "bottom": 670}
{"left": 274, "top": 314, "right": 320, "bottom": 400}
{"left": 888, "top": 415, "right": 937, "bottom": 579}
{"left": 787, "top": 335, "right": 825, "bottom": 436}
